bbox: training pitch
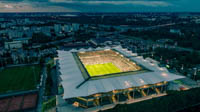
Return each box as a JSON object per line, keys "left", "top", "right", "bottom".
{"left": 0, "top": 65, "right": 41, "bottom": 94}
{"left": 85, "top": 63, "right": 121, "bottom": 77}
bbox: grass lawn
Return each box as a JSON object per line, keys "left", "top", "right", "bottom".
{"left": 0, "top": 65, "right": 41, "bottom": 94}
{"left": 173, "top": 80, "right": 183, "bottom": 84}
{"left": 42, "top": 96, "right": 56, "bottom": 112}
{"left": 85, "top": 63, "right": 121, "bottom": 77}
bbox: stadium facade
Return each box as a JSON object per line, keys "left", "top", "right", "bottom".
{"left": 57, "top": 46, "right": 184, "bottom": 108}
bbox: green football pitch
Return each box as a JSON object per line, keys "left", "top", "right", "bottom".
{"left": 85, "top": 63, "right": 121, "bottom": 77}
{"left": 0, "top": 65, "right": 41, "bottom": 94}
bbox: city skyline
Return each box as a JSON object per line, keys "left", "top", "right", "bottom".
{"left": 0, "top": 0, "right": 200, "bottom": 12}
{"left": 1, "top": 6, "right": 200, "bottom": 111}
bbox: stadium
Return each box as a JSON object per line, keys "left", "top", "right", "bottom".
{"left": 57, "top": 46, "right": 184, "bottom": 109}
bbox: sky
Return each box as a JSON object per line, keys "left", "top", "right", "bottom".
{"left": 0, "top": 0, "right": 200, "bottom": 12}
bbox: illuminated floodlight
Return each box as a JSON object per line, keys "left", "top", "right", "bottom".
{"left": 159, "top": 68, "right": 164, "bottom": 71}
{"left": 139, "top": 79, "right": 145, "bottom": 84}
{"left": 73, "top": 102, "right": 79, "bottom": 107}
{"left": 166, "top": 65, "right": 170, "bottom": 68}
{"left": 142, "top": 85, "right": 148, "bottom": 88}
{"left": 137, "top": 56, "right": 142, "bottom": 59}
{"left": 161, "top": 73, "right": 168, "bottom": 77}
{"left": 127, "top": 51, "right": 132, "bottom": 53}
{"left": 54, "top": 57, "right": 59, "bottom": 60}
{"left": 150, "top": 63, "right": 155, "bottom": 66}
{"left": 124, "top": 81, "right": 132, "bottom": 87}
{"left": 128, "top": 88, "right": 133, "bottom": 91}
{"left": 113, "top": 90, "right": 119, "bottom": 94}
{"left": 94, "top": 94, "right": 101, "bottom": 97}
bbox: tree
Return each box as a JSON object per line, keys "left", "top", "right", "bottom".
{"left": 31, "top": 32, "right": 51, "bottom": 43}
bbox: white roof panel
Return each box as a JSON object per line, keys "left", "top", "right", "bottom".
{"left": 57, "top": 47, "right": 185, "bottom": 99}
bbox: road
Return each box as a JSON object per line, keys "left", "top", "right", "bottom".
{"left": 30, "top": 37, "right": 73, "bottom": 49}
{"left": 37, "top": 65, "right": 47, "bottom": 112}
{"left": 51, "top": 67, "right": 58, "bottom": 95}
{"left": 110, "top": 22, "right": 181, "bottom": 33}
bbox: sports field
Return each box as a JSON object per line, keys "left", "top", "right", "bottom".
{"left": 0, "top": 65, "right": 41, "bottom": 94}
{"left": 85, "top": 63, "right": 121, "bottom": 77}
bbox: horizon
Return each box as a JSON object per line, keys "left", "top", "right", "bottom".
{"left": 0, "top": 12, "right": 200, "bottom": 13}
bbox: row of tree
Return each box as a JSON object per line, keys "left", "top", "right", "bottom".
{"left": 121, "top": 22, "right": 200, "bottom": 50}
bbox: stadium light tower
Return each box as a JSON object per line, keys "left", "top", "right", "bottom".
{"left": 160, "top": 56, "right": 163, "bottom": 61}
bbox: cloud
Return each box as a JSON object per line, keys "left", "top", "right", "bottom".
{"left": 4, "top": 4, "right": 14, "bottom": 9}
{"left": 0, "top": 0, "right": 200, "bottom": 12}
{"left": 0, "top": 0, "right": 49, "bottom": 2}
{"left": 49, "top": 0, "right": 171, "bottom": 7}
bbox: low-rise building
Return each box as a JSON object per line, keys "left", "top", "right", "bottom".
{"left": 4, "top": 41, "right": 23, "bottom": 50}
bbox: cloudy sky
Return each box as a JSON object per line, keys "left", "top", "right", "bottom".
{"left": 0, "top": 0, "right": 200, "bottom": 12}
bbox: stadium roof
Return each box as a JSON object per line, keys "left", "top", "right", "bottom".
{"left": 57, "top": 46, "right": 185, "bottom": 99}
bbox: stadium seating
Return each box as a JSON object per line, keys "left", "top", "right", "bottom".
{"left": 78, "top": 50, "right": 141, "bottom": 73}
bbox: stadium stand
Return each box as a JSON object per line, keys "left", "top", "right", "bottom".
{"left": 78, "top": 50, "right": 141, "bottom": 72}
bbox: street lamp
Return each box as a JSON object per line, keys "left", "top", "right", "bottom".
{"left": 194, "top": 68, "right": 197, "bottom": 81}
